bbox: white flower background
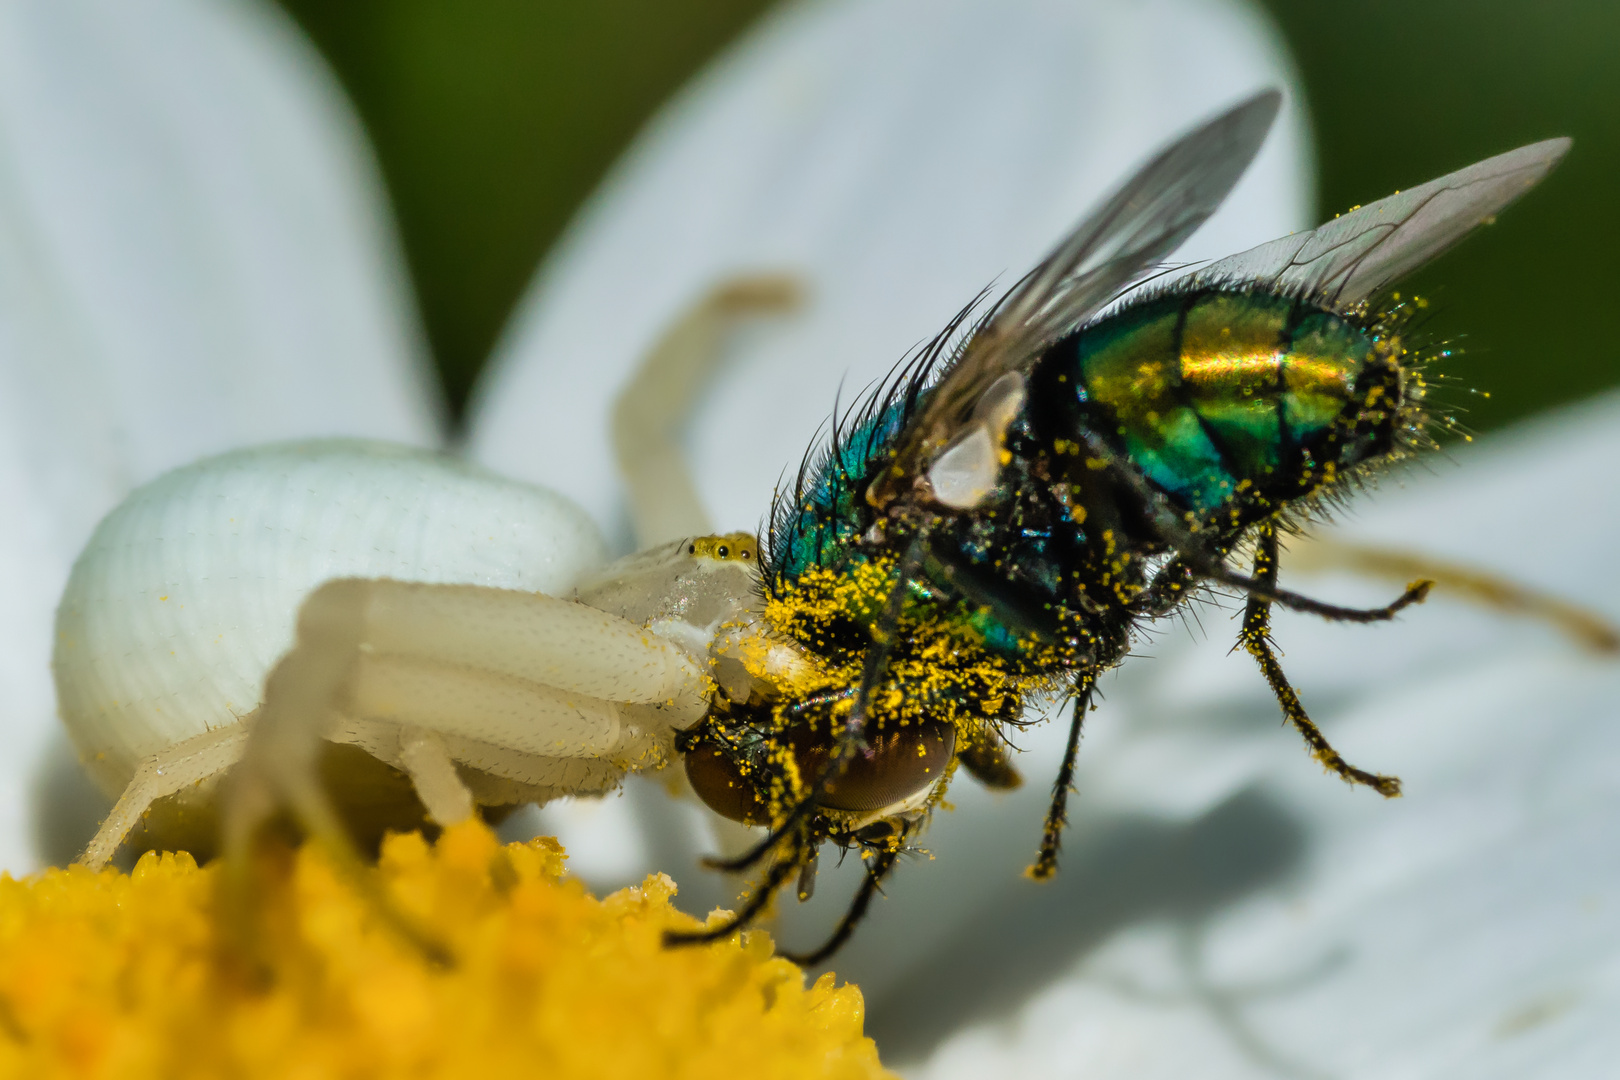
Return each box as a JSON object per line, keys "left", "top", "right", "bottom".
{"left": 2, "top": 0, "right": 1616, "bottom": 1077}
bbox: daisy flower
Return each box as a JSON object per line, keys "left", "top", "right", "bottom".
{"left": 4, "top": 0, "right": 1613, "bottom": 1077}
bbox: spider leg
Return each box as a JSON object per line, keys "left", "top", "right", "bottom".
{"left": 614, "top": 273, "right": 803, "bottom": 547}
{"left": 77, "top": 726, "right": 248, "bottom": 870}
{"left": 218, "top": 581, "right": 454, "bottom": 968}
{"left": 778, "top": 845, "right": 901, "bottom": 966}
{"left": 1288, "top": 537, "right": 1620, "bottom": 654}
{"left": 703, "top": 536, "right": 926, "bottom": 875}
{"left": 1242, "top": 523, "right": 1401, "bottom": 797}
{"left": 217, "top": 578, "right": 710, "bottom": 967}
{"left": 1026, "top": 675, "right": 1096, "bottom": 880}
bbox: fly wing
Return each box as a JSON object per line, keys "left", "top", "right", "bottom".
{"left": 1189, "top": 138, "right": 1571, "bottom": 310}
{"left": 871, "top": 89, "right": 1281, "bottom": 509}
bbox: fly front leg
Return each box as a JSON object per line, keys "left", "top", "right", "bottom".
{"left": 663, "top": 830, "right": 811, "bottom": 948}
{"left": 1243, "top": 523, "right": 1401, "bottom": 797}
{"left": 779, "top": 844, "right": 901, "bottom": 966}
{"left": 614, "top": 274, "right": 803, "bottom": 547}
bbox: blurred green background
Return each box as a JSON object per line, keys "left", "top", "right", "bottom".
{"left": 277, "top": 0, "right": 1618, "bottom": 433}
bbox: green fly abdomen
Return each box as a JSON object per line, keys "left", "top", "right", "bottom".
{"left": 1070, "top": 288, "right": 1375, "bottom": 514}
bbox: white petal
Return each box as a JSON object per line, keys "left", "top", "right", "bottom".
{"left": 468, "top": 0, "right": 1309, "bottom": 547}
{"left": 0, "top": 0, "right": 439, "bottom": 871}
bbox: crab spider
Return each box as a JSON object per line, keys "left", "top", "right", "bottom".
{"left": 55, "top": 276, "right": 809, "bottom": 872}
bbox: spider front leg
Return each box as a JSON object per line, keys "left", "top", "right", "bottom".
{"left": 210, "top": 577, "right": 710, "bottom": 959}
{"left": 1242, "top": 523, "right": 1402, "bottom": 797}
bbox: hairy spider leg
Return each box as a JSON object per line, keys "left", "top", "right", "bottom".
{"left": 1241, "top": 522, "right": 1402, "bottom": 797}
{"left": 702, "top": 536, "right": 929, "bottom": 877}
{"left": 613, "top": 274, "right": 803, "bottom": 547}
{"left": 77, "top": 726, "right": 250, "bottom": 870}
{"left": 1026, "top": 677, "right": 1097, "bottom": 880}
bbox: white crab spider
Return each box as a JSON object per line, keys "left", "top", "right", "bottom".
{"left": 54, "top": 276, "right": 810, "bottom": 870}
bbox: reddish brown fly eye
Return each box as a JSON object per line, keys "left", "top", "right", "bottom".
{"left": 684, "top": 736, "right": 770, "bottom": 825}
{"left": 791, "top": 720, "right": 956, "bottom": 813}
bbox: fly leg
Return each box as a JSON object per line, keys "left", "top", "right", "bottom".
{"left": 956, "top": 734, "right": 1024, "bottom": 790}
{"left": 613, "top": 274, "right": 802, "bottom": 547}
{"left": 662, "top": 830, "right": 811, "bottom": 947}
{"left": 1243, "top": 523, "right": 1401, "bottom": 797}
{"left": 1076, "top": 429, "right": 1432, "bottom": 623}
{"left": 778, "top": 845, "right": 901, "bottom": 966}
{"left": 1131, "top": 555, "right": 1198, "bottom": 616}
{"left": 1027, "top": 676, "right": 1095, "bottom": 880}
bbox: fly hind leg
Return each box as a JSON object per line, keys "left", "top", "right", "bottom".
{"left": 1243, "top": 522, "right": 1401, "bottom": 797}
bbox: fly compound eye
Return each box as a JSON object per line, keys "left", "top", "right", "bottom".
{"left": 684, "top": 736, "right": 770, "bottom": 825}
{"left": 793, "top": 720, "right": 956, "bottom": 813}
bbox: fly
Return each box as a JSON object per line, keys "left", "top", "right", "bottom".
{"left": 666, "top": 88, "right": 1574, "bottom": 963}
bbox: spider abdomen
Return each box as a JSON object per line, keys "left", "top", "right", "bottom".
{"left": 53, "top": 439, "right": 607, "bottom": 798}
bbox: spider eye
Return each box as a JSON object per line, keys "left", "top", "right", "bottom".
{"left": 717, "top": 545, "right": 729, "bottom": 557}
{"left": 793, "top": 720, "right": 956, "bottom": 813}
{"left": 684, "top": 736, "right": 770, "bottom": 825}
